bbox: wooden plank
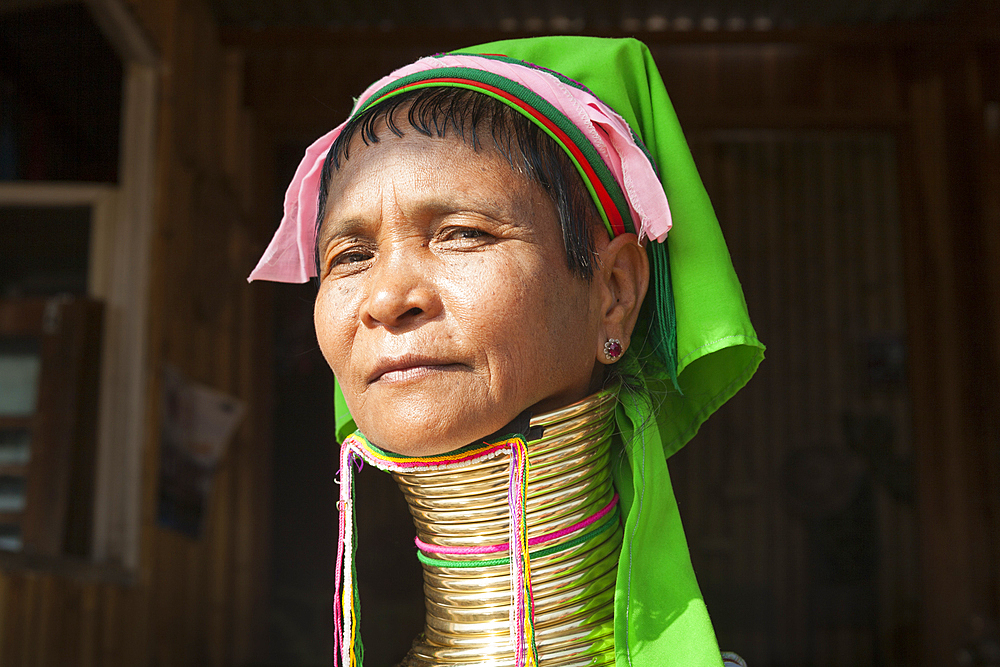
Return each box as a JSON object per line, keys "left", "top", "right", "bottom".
{"left": 0, "top": 0, "right": 77, "bottom": 15}
{"left": 86, "top": 584, "right": 101, "bottom": 667}
{"left": 31, "top": 575, "right": 54, "bottom": 666}
{"left": 90, "top": 60, "right": 158, "bottom": 570}
{"left": 52, "top": 579, "right": 80, "bottom": 667}
{"left": 0, "top": 300, "right": 44, "bottom": 335}
{"left": 976, "top": 49, "right": 1000, "bottom": 623}
{"left": 898, "top": 61, "right": 972, "bottom": 667}
{"left": 0, "top": 183, "right": 116, "bottom": 207}
{"left": 20, "top": 300, "right": 103, "bottom": 557}
{"left": 219, "top": 18, "right": 1000, "bottom": 50}
{"left": 0, "top": 573, "right": 8, "bottom": 664}
{"left": 22, "top": 573, "right": 38, "bottom": 667}
{"left": 97, "top": 584, "right": 118, "bottom": 667}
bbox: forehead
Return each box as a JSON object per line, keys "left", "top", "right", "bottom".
{"left": 321, "top": 130, "right": 549, "bottom": 225}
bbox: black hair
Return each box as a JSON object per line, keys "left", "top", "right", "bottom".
{"left": 315, "top": 86, "right": 601, "bottom": 279}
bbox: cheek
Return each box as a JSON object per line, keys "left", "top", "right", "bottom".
{"left": 538, "top": 289, "right": 594, "bottom": 359}
{"left": 457, "top": 256, "right": 594, "bottom": 379}
{"left": 313, "top": 282, "right": 356, "bottom": 375}
{"left": 534, "top": 269, "right": 599, "bottom": 363}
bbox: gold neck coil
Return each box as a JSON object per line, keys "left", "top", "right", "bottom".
{"left": 395, "top": 389, "right": 622, "bottom": 667}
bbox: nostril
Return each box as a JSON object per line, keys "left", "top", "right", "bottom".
{"left": 363, "top": 275, "right": 438, "bottom": 327}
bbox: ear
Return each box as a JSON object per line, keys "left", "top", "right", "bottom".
{"left": 594, "top": 233, "right": 649, "bottom": 364}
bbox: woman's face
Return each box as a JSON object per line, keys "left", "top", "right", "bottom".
{"left": 314, "top": 130, "right": 607, "bottom": 456}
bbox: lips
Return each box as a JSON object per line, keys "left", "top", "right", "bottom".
{"left": 367, "top": 354, "right": 464, "bottom": 384}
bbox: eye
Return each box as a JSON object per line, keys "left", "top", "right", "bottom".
{"left": 441, "top": 226, "right": 492, "bottom": 243}
{"left": 322, "top": 244, "right": 374, "bottom": 278}
{"left": 335, "top": 250, "right": 374, "bottom": 265}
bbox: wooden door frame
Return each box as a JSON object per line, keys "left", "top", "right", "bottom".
{"left": 81, "top": 0, "right": 159, "bottom": 571}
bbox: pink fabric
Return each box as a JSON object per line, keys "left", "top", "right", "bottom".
{"left": 248, "top": 54, "right": 673, "bottom": 283}
{"left": 415, "top": 493, "right": 619, "bottom": 555}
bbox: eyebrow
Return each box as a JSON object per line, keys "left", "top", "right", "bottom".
{"left": 317, "top": 218, "right": 370, "bottom": 253}
{"left": 318, "top": 193, "right": 528, "bottom": 249}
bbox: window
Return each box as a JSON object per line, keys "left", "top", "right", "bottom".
{"left": 0, "top": 0, "right": 158, "bottom": 570}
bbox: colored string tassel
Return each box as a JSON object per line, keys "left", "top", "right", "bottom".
{"left": 333, "top": 433, "right": 539, "bottom": 667}
{"left": 506, "top": 435, "right": 539, "bottom": 666}
{"left": 334, "top": 444, "right": 361, "bottom": 667}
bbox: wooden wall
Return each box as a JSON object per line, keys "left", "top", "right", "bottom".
{"left": 233, "top": 20, "right": 1000, "bottom": 667}
{"left": 667, "top": 44, "right": 916, "bottom": 665}
{"left": 0, "top": 0, "right": 271, "bottom": 665}
{"left": 658, "top": 37, "right": 1000, "bottom": 667}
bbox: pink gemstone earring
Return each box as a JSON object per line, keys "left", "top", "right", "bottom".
{"left": 604, "top": 338, "right": 623, "bottom": 361}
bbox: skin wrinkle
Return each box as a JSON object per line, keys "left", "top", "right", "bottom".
{"left": 315, "top": 128, "right": 648, "bottom": 456}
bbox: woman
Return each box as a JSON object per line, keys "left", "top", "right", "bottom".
{"left": 251, "top": 36, "right": 764, "bottom": 667}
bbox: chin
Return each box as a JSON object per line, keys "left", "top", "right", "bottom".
{"left": 364, "top": 431, "right": 475, "bottom": 457}
{"left": 357, "top": 411, "right": 509, "bottom": 458}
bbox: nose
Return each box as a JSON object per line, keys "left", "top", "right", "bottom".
{"left": 360, "top": 247, "right": 441, "bottom": 329}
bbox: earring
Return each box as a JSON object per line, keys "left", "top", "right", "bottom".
{"left": 604, "top": 338, "right": 623, "bottom": 361}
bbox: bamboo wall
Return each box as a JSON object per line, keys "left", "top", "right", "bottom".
{"left": 0, "top": 0, "right": 271, "bottom": 665}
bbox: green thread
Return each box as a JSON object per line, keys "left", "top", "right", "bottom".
{"left": 650, "top": 241, "right": 681, "bottom": 392}
{"left": 417, "top": 507, "right": 620, "bottom": 569}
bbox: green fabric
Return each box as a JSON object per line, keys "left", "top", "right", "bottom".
{"left": 612, "top": 381, "right": 723, "bottom": 667}
{"left": 331, "top": 35, "right": 765, "bottom": 666}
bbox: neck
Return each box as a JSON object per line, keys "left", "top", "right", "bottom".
{"left": 394, "top": 389, "right": 622, "bottom": 666}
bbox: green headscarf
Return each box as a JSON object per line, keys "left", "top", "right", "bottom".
{"left": 261, "top": 35, "right": 764, "bottom": 667}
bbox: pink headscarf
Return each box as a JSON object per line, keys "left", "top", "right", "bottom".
{"left": 248, "top": 53, "right": 673, "bottom": 283}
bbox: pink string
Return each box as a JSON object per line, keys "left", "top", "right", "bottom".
{"left": 507, "top": 438, "right": 534, "bottom": 667}
{"left": 335, "top": 434, "right": 544, "bottom": 665}
{"left": 333, "top": 444, "right": 352, "bottom": 664}
{"left": 415, "top": 493, "right": 619, "bottom": 555}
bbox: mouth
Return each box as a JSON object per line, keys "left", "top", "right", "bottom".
{"left": 368, "top": 355, "right": 465, "bottom": 385}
